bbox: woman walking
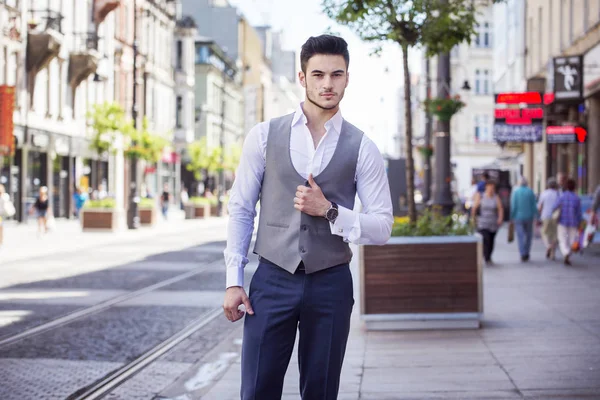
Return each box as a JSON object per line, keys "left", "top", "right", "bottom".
{"left": 31, "top": 186, "right": 50, "bottom": 236}
{"left": 472, "top": 180, "right": 504, "bottom": 265}
{"left": 553, "top": 179, "right": 582, "bottom": 266}
{"left": 537, "top": 178, "right": 560, "bottom": 259}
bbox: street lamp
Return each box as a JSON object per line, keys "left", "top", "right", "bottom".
{"left": 127, "top": 0, "right": 140, "bottom": 229}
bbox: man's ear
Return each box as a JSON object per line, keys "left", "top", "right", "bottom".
{"left": 299, "top": 71, "right": 306, "bottom": 87}
{"left": 345, "top": 71, "right": 350, "bottom": 88}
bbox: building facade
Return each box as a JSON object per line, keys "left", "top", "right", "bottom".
{"left": 524, "top": 0, "right": 600, "bottom": 195}
{"left": 0, "top": 0, "right": 119, "bottom": 222}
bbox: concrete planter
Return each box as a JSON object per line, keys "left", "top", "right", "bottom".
{"left": 360, "top": 235, "right": 483, "bottom": 331}
{"left": 184, "top": 204, "right": 211, "bottom": 219}
{"left": 138, "top": 207, "right": 156, "bottom": 226}
{"left": 81, "top": 208, "right": 122, "bottom": 232}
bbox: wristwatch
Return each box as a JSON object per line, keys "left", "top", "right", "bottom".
{"left": 324, "top": 202, "right": 339, "bottom": 223}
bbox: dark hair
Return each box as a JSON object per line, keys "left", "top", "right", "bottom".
{"left": 485, "top": 180, "right": 497, "bottom": 189}
{"left": 300, "top": 35, "right": 349, "bottom": 73}
{"left": 482, "top": 172, "right": 490, "bottom": 180}
{"left": 566, "top": 178, "right": 576, "bottom": 192}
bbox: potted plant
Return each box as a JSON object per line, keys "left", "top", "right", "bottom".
{"left": 360, "top": 210, "right": 483, "bottom": 331}
{"left": 416, "top": 144, "right": 433, "bottom": 158}
{"left": 80, "top": 198, "right": 121, "bottom": 231}
{"left": 423, "top": 95, "right": 466, "bottom": 122}
{"left": 138, "top": 197, "right": 156, "bottom": 226}
{"left": 185, "top": 196, "right": 218, "bottom": 219}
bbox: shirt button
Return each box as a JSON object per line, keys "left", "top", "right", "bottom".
{"left": 302, "top": 225, "right": 308, "bottom": 231}
{"left": 300, "top": 247, "right": 306, "bottom": 253}
{"left": 338, "top": 228, "right": 343, "bottom": 233}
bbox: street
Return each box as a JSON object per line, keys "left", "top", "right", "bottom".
{"left": 1, "top": 216, "right": 600, "bottom": 399}
{"left": 0, "top": 216, "right": 256, "bottom": 399}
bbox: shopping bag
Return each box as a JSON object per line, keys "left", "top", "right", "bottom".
{"left": 508, "top": 221, "right": 515, "bottom": 243}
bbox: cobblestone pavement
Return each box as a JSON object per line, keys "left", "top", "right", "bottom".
{"left": 0, "top": 218, "right": 251, "bottom": 400}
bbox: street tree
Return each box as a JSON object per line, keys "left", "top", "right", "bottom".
{"left": 186, "top": 137, "right": 221, "bottom": 184}
{"left": 323, "top": 0, "right": 502, "bottom": 223}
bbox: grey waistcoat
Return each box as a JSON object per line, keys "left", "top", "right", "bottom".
{"left": 253, "top": 112, "right": 364, "bottom": 274}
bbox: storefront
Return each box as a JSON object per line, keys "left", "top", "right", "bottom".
{"left": 583, "top": 43, "right": 600, "bottom": 194}
{"left": 544, "top": 55, "right": 588, "bottom": 194}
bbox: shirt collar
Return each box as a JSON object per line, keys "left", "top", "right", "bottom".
{"left": 292, "top": 102, "right": 344, "bottom": 134}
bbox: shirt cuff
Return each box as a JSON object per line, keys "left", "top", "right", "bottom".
{"left": 330, "top": 205, "right": 360, "bottom": 242}
{"left": 226, "top": 266, "right": 245, "bottom": 289}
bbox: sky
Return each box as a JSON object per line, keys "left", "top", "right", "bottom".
{"left": 228, "top": 0, "right": 423, "bottom": 155}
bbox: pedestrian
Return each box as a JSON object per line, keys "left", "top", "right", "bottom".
{"left": 31, "top": 186, "right": 50, "bottom": 236}
{"left": 552, "top": 178, "right": 583, "bottom": 266}
{"left": 477, "top": 171, "right": 490, "bottom": 194}
{"left": 510, "top": 177, "right": 538, "bottom": 261}
{"left": 472, "top": 179, "right": 503, "bottom": 265}
{"left": 160, "top": 183, "right": 170, "bottom": 219}
{"left": 537, "top": 178, "right": 560, "bottom": 260}
{"left": 591, "top": 183, "right": 599, "bottom": 225}
{"left": 0, "top": 183, "right": 16, "bottom": 247}
{"left": 222, "top": 35, "right": 393, "bottom": 400}
{"left": 180, "top": 186, "right": 189, "bottom": 210}
{"left": 557, "top": 172, "right": 568, "bottom": 193}
{"left": 73, "top": 186, "right": 88, "bottom": 218}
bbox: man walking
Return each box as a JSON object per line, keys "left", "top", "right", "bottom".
{"left": 511, "top": 177, "right": 538, "bottom": 261}
{"left": 222, "top": 35, "right": 393, "bottom": 400}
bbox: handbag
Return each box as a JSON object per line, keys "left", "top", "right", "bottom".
{"left": 508, "top": 221, "right": 515, "bottom": 243}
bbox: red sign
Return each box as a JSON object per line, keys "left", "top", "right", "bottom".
{"left": 546, "top": 126, "right": 587, "bottom": 143}
{"left": 494, "top": 107, "right": 544, "bottom": 125}
{"left": 0, "top": 85, "right": 15, "bottom": 156}
{"left": 495, "top": 92, "right": 543, "bottom": 104}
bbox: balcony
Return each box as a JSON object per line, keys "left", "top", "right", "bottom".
{"left": 26, "top": 9, "right": 64, "bottom": 73}
{"left": 93, "top": 0, "right": 120, "bottom": 25}
{"left": 68, "top": 33, "right": 101, "bottom": 88}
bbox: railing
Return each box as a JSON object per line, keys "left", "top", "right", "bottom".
{"left": 72, "top": 32, "right": 100, "bottom": 52}
{"left": 28, "top": 9, "right": 63, "bottom": 34}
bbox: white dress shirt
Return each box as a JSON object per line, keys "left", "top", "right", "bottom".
{"left": 224, "top": 103, "right": 393, "bottom": 288}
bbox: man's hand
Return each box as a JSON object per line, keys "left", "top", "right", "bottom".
{"left": 497, "top": 218, "right": 504, "bottom": 227}
{"left": 294, "top": 174, "right": 330, "bottom": 217}
{"left": 223, "top": 286, "right": 254, "bottom": 322}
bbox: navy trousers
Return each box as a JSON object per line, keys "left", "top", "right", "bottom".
{"left": 241, "top": 258, "right": 354, "bottom": 400}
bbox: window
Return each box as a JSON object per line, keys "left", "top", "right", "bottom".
{"left": 474, "top": 69, "right": 491, "bottom": 95}
{"left": 176, "top": 40, "right": 183, "bottom": 70}
{"left": 474, "top": 115, "right": 492, "bottom": 143}
{"left": 176, "top": 95, "right": 183, "bottom": 128}
{"left": 195, "top": 45, "right": 210, "bottom": 64}
{"left": 475, "top": 22, "right": 491, "bottom": 48}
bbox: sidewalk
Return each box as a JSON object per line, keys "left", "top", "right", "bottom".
{"left": 194, "top": 231, "right": 600, "bottom": 400}
{"left": 0, "top": 207, "right": 226, "bottom": 264}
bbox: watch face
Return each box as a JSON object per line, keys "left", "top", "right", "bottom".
{"left": 326, "top": 207, "right": 338, "bottom": 221}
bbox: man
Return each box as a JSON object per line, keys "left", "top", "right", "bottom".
{"left": 510, "top": 176, "right": 538, "bottom": 261}
{"left": 557, "top": 172, "right": 568, "bottom": 193}
{"left": 537, "top": 178, "right": 559, "bottom": 259}
{"left": 222, "top": 35, "right": 393, "bottom": 400}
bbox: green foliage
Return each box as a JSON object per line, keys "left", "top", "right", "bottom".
{"left": 322, "top": 0, "right": 486, "bottom": 57}
{"left": 391, "top": 209, "right": 473, "bottom": 237}
{"left": 138, "top": 197, "right": 156, "bottom": 209}
{"left": 84, "top": 198, "right": 116, "bottom": 209}
{"left": 186, "top": 138, "right": 222, "bottom": 180}
{"left": 423, "top": 95, "right": 466, "bottom": 121}
{"left": 87, "top": 102, "right": 126, "bottom": 156}
{"left": 189, "top": 196, "right": 218, "bottom": 206}
{"left": 123, "top": 117, "right": 170, "bottom": 163}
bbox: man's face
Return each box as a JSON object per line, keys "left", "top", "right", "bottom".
{"left": 299, "top": 54, "right": 349, "bottom": 111}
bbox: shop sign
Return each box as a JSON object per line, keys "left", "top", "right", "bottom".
{"left": 493, "top": 124, "right": 543, "bottom": 143}
{"left": 546, "top": 126, "right": 587, "bottom": 144}
{"left": 0, "top": 85, "right": 15, "bottom": 156}
{"left": 553, "top": 55, "right": 583, "bottom": 102}
{"left": 494, "top": 92, "right": 544, "bottom": 143}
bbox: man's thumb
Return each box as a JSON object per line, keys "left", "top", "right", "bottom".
{"left": 243, "top": 296, "right": 254, "bottom": 315}
{"left": 308, "top": 173, "right": 318, "bottom": 188}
